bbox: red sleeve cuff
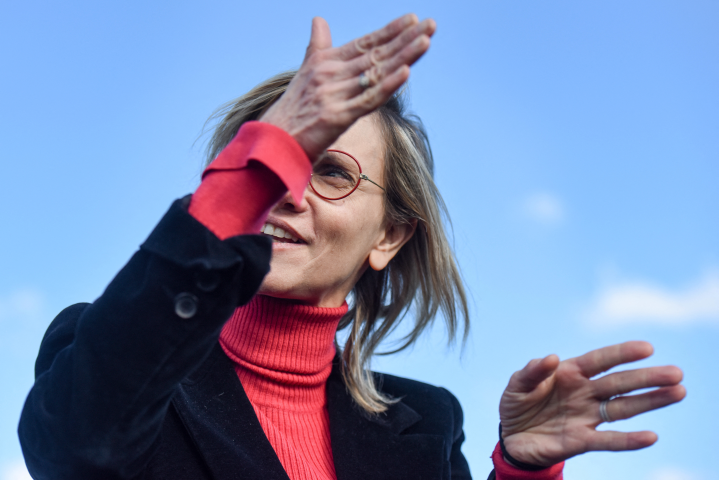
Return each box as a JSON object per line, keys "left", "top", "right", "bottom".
{"left": 202, "top": 121, "right": 312, "bottom": 204}
{"left": 189, "top": 121, "right": 313, "bottom": 240}
{"left": 492, "top": 443, "right": 564, "bottom": 480}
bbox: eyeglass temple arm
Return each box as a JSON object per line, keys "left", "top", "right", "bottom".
{"left": 360, "top": 173, "right": 386, "bottom": 191}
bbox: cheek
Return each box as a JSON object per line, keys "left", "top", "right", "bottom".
{"left": 318, "top": 203, "right": 384, "bottom": 265}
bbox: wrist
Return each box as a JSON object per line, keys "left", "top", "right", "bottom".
{"left": 492, "top": 438, "right": 565, "bottom": 480}
{"left": 499, "top": 424, "right": 549, "bottom": 471}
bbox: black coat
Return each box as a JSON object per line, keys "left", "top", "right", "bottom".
{"left": 18, "top": 197, "right": 476, "bottom": 480}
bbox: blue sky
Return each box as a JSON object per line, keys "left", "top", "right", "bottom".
{"left": 1, "top": 1, "right": 717, "bottom": 479}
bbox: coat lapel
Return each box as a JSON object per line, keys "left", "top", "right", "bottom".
{"left": 171, "top": 344, "right": 290, "bottom": 480}
{"left": 172, "top": 346, "right": 448, "bottom": 480}
{"left": 326, "top": 364, "right": 448, "bottom": 480}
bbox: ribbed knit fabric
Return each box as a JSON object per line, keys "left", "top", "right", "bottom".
{"left": 219, "top": 295, "right": 348, "bottom": 480}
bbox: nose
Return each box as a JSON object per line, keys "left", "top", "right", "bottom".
{"left": 274, "top": 185, "right": 311, "bottom": 212}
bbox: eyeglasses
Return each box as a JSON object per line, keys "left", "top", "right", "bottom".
{"left": 309, "top": 149, "right": 386, "bottom": 201}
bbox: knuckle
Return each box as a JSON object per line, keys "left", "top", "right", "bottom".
{"left": 360, "top": 55, "right": 375, "bottom": 72}
{"left": 368, "top": 66, "right": 381, "bottom": 85}
{"left": 370, "top": 46, "right": 383, "bottom": 64}
{"left": 307, "top": 74, "right": 323, "bottom": 89}
{"left": 359, "top": 91, "right": 377, "bottom": 109}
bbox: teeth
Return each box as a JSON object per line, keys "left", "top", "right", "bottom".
{"left": 261, "top": 223, "right": 299, "bottom": 243}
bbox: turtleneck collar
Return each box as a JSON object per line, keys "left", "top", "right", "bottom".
{"left": 219, "top": 294, "right": 347, "bottom": 411}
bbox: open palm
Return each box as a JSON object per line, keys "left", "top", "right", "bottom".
{"left": 499, "top": 341, "right": 685, "bottom": 467}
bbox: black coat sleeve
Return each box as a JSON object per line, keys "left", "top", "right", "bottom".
{"left": 18, "top": 196, "right": 272, "bottom": 480}
{"left": 441, "top": 388, "right": 473, "bottom": 480}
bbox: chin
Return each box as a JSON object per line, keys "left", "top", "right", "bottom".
{"left": 258, "top": 275, "right": 309, "bottom": 303}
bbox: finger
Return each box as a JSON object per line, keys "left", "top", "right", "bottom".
{"left": 325, "top": 75, "right": 370, "bottom": 102}
{"left": 593, "top": 365, "right": 683, "bottom": 398}
{"left": 586, "top": 430, "right": 658, "bottom": 452}
{"left": 346, "top": 29, "right": 433, "bottom": 82}
{"left": 312, "top": 61, "right": 409, "bottom": 103}
{"left": 361, "top": 34, "right": 430, "bottom": 87}
{"left": 344, "top": 19, "right": 436, "bottom": 76}
{"left": 372, "top": 18, "right": 436, "bottom": 64}
{"left": 304, "top": 17, "right": 333, "bottom": 61}
{"left": 603, "top": 385, "right": 686, "bottom": 422}
{"left": 344, "top": 65, "right": 410, "bottom": 117}
{"left": 506, "top": 354, "right": 560, "bottom": 394}
{"left": 373, "top": 33, "right": 432, "bottom": 80}
{"left": 335, "top": 14, "right": 420, "bottom": 61}
{"left": 574, "top": 341, "right": 654, "bottom": 378}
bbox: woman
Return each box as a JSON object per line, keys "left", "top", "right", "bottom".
{"left": 19, "top": 14, "right": 685, "bottom": 480}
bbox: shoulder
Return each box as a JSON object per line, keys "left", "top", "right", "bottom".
{"left": 375, "top": 371, "right": 465, "bottom": 439}
{"left": 377, "top": 371, "right": 458, "bottom": 403}
{"left": 35, "top": 303, "right": 90, "bottom": 378}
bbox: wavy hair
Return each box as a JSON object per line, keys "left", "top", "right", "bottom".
{"left": 202, "top": 71, "right": 469, "bottom": 414}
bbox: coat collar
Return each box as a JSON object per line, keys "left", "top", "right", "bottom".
{"left": 172, "top": 345, "right": 447, "bottom": 480}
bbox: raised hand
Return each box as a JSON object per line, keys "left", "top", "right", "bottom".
{"left": 499, "top": 341, "right": 686, "bottom": 467}
{"left": 260, "top": 14, "right": 435, "bottom": 161}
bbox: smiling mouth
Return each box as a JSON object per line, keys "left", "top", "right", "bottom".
{"left": 260, "top": 223, "right": 304, "bottom": 244}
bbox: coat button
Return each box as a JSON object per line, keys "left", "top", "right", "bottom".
{"left": 195, "top": 270, "right": 220, "bottom": 293}
{"left": 174, "top": 293, "right": 198, "bottom": 319}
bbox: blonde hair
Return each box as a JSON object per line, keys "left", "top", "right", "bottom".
{"left": 202, "top": 71, "right": 469, "bottom": 414}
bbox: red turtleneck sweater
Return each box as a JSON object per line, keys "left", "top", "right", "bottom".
{"left": 188, "top": 120, "right": 564, "bottom": 480}
{"left": 219, "top": 295, "right": 347, "bottom": 480}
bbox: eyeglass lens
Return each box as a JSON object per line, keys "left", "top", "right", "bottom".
{"left": 310, "top": 151, "right": 361, "bottom": 200}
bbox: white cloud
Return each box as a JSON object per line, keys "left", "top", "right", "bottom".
{"left": 584, "top": 270, "right": 719, "bottom": 327}
{"left": 523, "top": 192, "right": 564, "bottom": 225}
{"left": 0, "top": 289, "right": 44, "bottom": 322}
{"left": 647, "top": 466, "right": 700, "bottom": 480}
{"left": 1, "top": 461, "right": 31, "bottom": 480}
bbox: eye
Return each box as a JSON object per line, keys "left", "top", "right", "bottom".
{"left": 313, "top": 153, "right": 359, "bottom": 186}
{"left": 315, "top": 164, "right": 354, "bottom": 182}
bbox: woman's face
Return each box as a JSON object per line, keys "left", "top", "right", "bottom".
{"left": 257, "top": 114, "right": 413, "bottom": 307}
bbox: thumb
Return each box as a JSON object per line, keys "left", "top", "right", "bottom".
{"left": 305, "top": 17, "right": 332, "bottom": 60}
{"left": 509, "top": 354, "right": 560, "bottom": 393}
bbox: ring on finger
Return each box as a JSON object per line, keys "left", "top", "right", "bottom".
{"left": 355, "top": 38, "right": 369, "bottom": 54}
{"left": 599, "top": 397, "right": 616, "bottom": 423}
{"left": 369, "top": 47, "right": 382, "bottom": 66}
{"left": 358, "top": 72, "right": 371, "bottom": 89}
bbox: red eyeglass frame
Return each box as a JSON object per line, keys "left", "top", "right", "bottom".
{"left": 309, "top": 149, "right": 365, "bottom": 201}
